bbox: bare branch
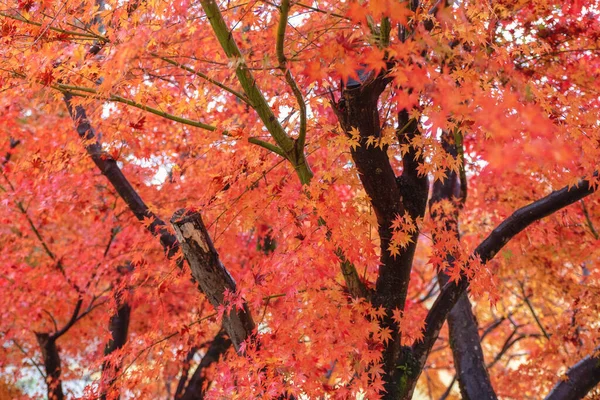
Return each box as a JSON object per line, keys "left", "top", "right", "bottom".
{"left": 174, "top": 346, "right": 199, "bottom": 400}
{"left": 53, "top": 297, "right": 83, "bottom": 339}
{"left": 276, "top": 0, "right": 308, "bottom": 150}
{"left": 414, "top": 173, "right": 598, "bottom": 374}
{"left": 545, "top": 347, "right": 600, "bottom": 400}
{"left": 519, "top": 281, "right": 550, "bottom": 340}
{"left": 100, "top": 266, "right": 132, "bottom": 400}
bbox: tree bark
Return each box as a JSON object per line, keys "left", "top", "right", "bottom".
{"left": 333, "top": 78, "right": 431, "bottom": 399}
{"left": 171, "top": 209, "right": 255, "bottom": 351}
{"left": 545, "top": 347, "right": 600, "bottom": 400}
{"left": 63, "top": 93, "right": 179, "bottom": 259}
{"left": 334, "top": 78, "right": 407, "bottom": 399}
{"left": 442, "top": 284, "right": 497, "bottom": 400}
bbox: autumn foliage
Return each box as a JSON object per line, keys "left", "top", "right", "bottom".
{"left": 1, "top": 0, "right": 600, "bottom": 399}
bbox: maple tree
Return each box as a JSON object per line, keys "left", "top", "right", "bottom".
{"left": 1, "top": 0, "right": 600, "bottom": 399}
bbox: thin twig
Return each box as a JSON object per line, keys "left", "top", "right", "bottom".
{"left": 580, "top": 199, "right": 599, "bottom": 239}
{"left": 12, "top": 340, "right": 46, "bottom": 378}
{"left": 519, "top": 281, "right": 550, "bottom": 340}
{"left": 276, "top": 0, "right": 307, "bottom": 149}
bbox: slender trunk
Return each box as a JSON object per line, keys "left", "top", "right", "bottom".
{"left": 35, "top": 333, "right": 63, "bottom": 400}
{"left": 100, "top": 300, "right": 131, "bottom": 400}
{"left": 430, "top": 133, "right": 497, "bottom": 400}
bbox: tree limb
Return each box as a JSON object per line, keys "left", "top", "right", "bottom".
{"left": 151, "top": 53, "right": 251, "bottom": 105}
{"left": 414, "top": 173, "right": 598, "bottom": 379}
{"left": 276, "top": 0, "right": 307, "bottom": 150}
{"left": 545, "top": 347, "right": 600, "bottom": 400}
{"left": 100, "top": 265, "right": 133, "bottom": 400}
{"left": 199, "top": 0, "right": 313, "bottom": 184}
{"left": 171, "top": 209, "right": 255, "bottom": 351}
{"left": 53, "top": 297, "right": 83, "bottom": 339}
{"left": 519, "top": 281, "right": 550, "bottom": 340}
{"left": 63, "top": 93, "right": 180, "bottom": 259}
{"left": 174, "top": 346, "right": 199, "bottom": 400}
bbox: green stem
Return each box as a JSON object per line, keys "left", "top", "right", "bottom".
{"left": 151, "top": 53, "right": 251, "bottom": 105}
{"left": 199, "top": 0, "right": 313, "bottom": 184}
{"left": 53, "top": 84, "right": 286, "bottom": 157}
{"left": 276, "top": 0, "right": 307, "bottom": 150}
{"left": 0, "top": 11, "right": 107, "bottom": 40}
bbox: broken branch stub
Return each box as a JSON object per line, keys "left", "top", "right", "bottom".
{"left": 170, "top": 209, "right": 255, "bottom": 351}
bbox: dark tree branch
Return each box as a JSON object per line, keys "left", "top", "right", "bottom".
{"left": 178, "top": 330, "right": 232, "bottom": 400}
{"left": 396, "top": 109, "right": 428, "bottom": 221}
{"left": 440, "top": 283, "right": 497, "bottom": 399}
{"left": 12, "top": 340, "right": 46, "bottom": 379}
{"left": 335, "top": 244, "right": 370, "bottom": 299}
{"left": 53, "top": 297, "right": 83, "bottom": 339}
{"left": 480, "top": 316, "right": 507, "bottom": 342}
{"left": 486, "top": 332, "right": 541, "bottom": 369}
{"left": 414, "top": 278, "right": 439, "bottom": 304}
{"left": 2, "top": 137, "right": 20, "bottom": 166}
{"left": 63, "top": 53, "right": 261, "bottom": 392}
{"left": 438, "top": 375, "right": 456, "bottom": 400}
{"left": 171, "top": 210, "right": 255, "bottom": 351}
{"left": 63, "top": 93, "right": 179, "bottom": 259}
{"left": 519, "top": 281, "right": 550, "bottom": 340}
{"left": 319, "top": 217, "right": 369, "bottom": 299}
{"left": 545, "top": 347, "right": 600, "bottom": 400}
{"left": 337, "top": 81, "right": 409, "bottom": 312}
{"left": 414, "top": 173, "right": 598, "bottom": 381}
{"left": 2, "top": 168, "right": 83, "bottom": 292}
{"left": 333, "top": 75, "right": 422, "bottom": 398}
{"left": 395, "top": 106, "right": 429, "bottom": 301}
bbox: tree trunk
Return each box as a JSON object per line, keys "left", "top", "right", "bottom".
{"left": 35, "top": 333, "right": 63, "bottom": 400}
{"left": 171, "top": 209, "right": 255, "bottom": 351}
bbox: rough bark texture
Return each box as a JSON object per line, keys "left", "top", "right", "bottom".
{"left": 545, "top": 348, "right": 600, "bottom": 400}
{"left": 35, "top": 333, "right": 63, "bottom": 400}
{"left": 178, "top": 330, "right": 232, "bottom": 400}
{"left": 337, "top": 83, "right": 408, "bottom": 313}
{"left": 171, "top": 209, "right": 255, "bottom": 351}
{"left": 335, "top": 79, "right": 404, "bottom": 398}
